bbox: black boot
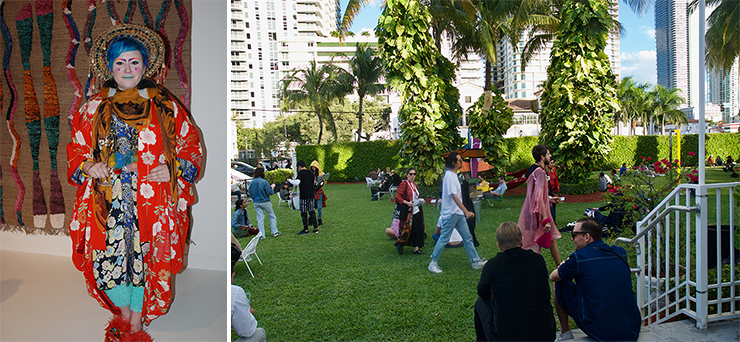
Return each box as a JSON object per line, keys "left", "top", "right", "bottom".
{"left": 318, "top": 219, "right": 323, "bottom": 226}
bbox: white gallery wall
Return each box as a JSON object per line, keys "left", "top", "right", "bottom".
{"left": 0, "top": 1, "right": 228, "bottom": 272}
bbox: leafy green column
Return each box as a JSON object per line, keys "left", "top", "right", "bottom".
{"left": 376, "top": 0, "right": 462, "bottom": 185}
{"left": 539, "top": 0, "right": 619, "bottom": 182}
{"left": 468, "top": 91, "right": 514, "bottom": 175}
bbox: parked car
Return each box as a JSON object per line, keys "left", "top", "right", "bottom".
{"left": 231, "top": 161, "right": 255, "bottom": 177}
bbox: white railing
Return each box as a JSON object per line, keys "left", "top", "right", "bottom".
{"left": 615, "top": 182, "right": 740, "bottom": 329}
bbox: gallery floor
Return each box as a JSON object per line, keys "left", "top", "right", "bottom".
{"left": 0, "top": 249, "right": 227, "bottom": 341}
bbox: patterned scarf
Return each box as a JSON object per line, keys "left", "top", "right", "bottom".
{"left": 89, "top": 82, "right": 179, "bottom": 237}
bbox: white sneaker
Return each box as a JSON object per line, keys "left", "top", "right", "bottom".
{"left": 472, "top": 259, "right": 487, "bottom": 269}
{"left": 428, "top": 262, "right": 443, "bottom": 273}
{"left": 555, "top": 330, "right": 574, "bottom": 341}
{"left": 273, "top": 232, "right": 281, "bottom": 237}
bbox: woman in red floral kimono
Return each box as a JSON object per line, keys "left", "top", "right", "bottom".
{"left": 66, "top": 24, "right": 201, "bottom": 338}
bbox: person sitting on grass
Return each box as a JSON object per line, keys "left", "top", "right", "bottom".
{"left": 597, "top": 172, "right": 612, "bottom": 192}
{"left": 231, "top": 245, "right": 266, "bottom": 342}
{"left": 231, "top": 199, "right": 254, "bottom": 238}
{"left": 550, "top": 218, "right": 641, "bottom": 341}
{"left": 432, "top": 216, "right": 462, "bottom": 248}
{"left": 475, "top": 222, "right": 556, "bottom": 342}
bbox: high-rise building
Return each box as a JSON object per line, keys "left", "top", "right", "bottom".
{"left": 495, "top": 1, "right": 621, "bottom": 101}
{"left": 230, "top": 0, "right": 341, "bottom": 129}
{"left": 655, "top": 0, "right": 690, "bottom": 103}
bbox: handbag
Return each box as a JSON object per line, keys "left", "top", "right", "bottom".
{"left": 396, "top": 216, "right": 412, "bottom": 244}
{"left": 535, "top": 217, "right": 553, "bottom": 248}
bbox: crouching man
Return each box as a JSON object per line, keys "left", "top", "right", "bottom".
{"left": 550, "top": 218, "right": 641, "bottom": 341}
{"left": 474, "top": 222, "right": 556, "bottom": 341}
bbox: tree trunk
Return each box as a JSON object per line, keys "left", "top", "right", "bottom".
{"left": 316, "top": 108, "right": 324, "bottom": 144}
{"left": 357, "top": 96, "right": 364, "bottom": 142}
{"left": 484, "top": 60, "right": 492, "bottom": 91}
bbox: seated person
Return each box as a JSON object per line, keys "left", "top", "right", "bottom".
{"left": 432, "top": 216, "right": 462, "bottom": 247}
{"left": 391, "top": 170, "right": 402, "bottom": 186}
{"left": 367, "top": 167, "right": 378, "bottom": 181}
{"left": 619, "top": 163, "right": 627, "bottom": 176}
{"left": 610, "top": 169, "right": 620, "bottom": 186}
{"left": 231, "top": 199, "right": 256, "bottom": 238}
{"left": 279, "top": 181, "right": 292, "bottom": 201}
{"left": 231, "top": 179, "right": 242, "bottom": 200}
{"left": 715, "top": 155, "right": 723, "bottom": 166}
{"left": 584, "top": 200, "right": 628, "bottom": 236}
{"left": 231, "top": 245, "right": 267, "bottom": 342}
{"left": 707, "top": 155, "right": 715, "bottom": 166}
{"left": 723, "top": 156, "right": 735, "bottom": 172}
{"left": 371, "top": 172, "right": 394, "bottom": 200}
{"left": 550, "top": 218, "right": 641, "bottom": 341}
{"left": 475, "top": 222, "right": 555, "bottom": 342}
{"left": 483, "top": 175, "right": 507, "bottom": 199}
{"left": 598, "top": 172, "right": 612, "bottom": 191}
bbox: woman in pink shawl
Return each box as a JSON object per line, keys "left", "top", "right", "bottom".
{"left": 517, "top": 145, "right": 562, "bottom": 264}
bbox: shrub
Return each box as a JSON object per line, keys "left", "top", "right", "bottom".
{"left": 265, "top": 168, "right": 294, "bottom": 185}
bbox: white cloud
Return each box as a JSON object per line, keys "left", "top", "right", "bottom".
{"left": 620, "top": 50, "right": 657, "bottom": 85}
{"left": 641, "top": 25, "right": 655, "bottom": 40}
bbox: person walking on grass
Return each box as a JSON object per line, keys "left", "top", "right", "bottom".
{"left": 518, "top": 144, "right": 562, "bottom": 265}
{"left": 248, "top": 167, "right": 280, "bottom": 238}
{"left": 290, "top": 160, "right": 318, "bottom": 235}
{"left": 428, "top": 152, "right": 486, "bottom": 273}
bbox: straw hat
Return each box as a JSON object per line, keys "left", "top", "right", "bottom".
{"left": 90, "top": 24, "right": 165, "bottom": 81}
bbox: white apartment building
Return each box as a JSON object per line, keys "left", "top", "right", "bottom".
{"left": 495, "top": 2, "right": 621, "bottom": 102}
{"left": 655, "top": 0, "right": 690, "bottom": 103}
{"left": 230, "top": 0, "right": 341, "bottom": 129}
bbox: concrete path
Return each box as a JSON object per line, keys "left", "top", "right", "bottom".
{"left": 566, "top": 317, "right": 739, "bottom": 341}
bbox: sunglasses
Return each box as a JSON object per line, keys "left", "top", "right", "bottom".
{"left": 571, "top": 231, "right": 588, "bottom": 239}
{"left": 408, "top": 173, "right": 416, "bottom": 176}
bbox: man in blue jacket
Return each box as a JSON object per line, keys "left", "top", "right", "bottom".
{"left": 248, "top": 167, "right": 280, "bottom": 238}
{"left": 550, "top": 218, "right": 641, "bottom": 341}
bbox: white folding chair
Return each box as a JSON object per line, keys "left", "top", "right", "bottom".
{"left": 241, "top": 232, "right": 263, "bottom": 278}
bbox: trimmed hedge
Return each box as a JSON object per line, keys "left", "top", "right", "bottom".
{"left": 296, "top": 132, "right": 740, "bottom": 183}
{"left": 295, "top": 140, "right": 403, "bottom": 182}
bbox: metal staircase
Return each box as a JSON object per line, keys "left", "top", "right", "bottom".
{"left": 615, "top": 182, "right": 740, "bottom": 329}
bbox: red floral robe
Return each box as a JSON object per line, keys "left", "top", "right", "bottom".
{"left": 67, "top": 87, "right": 202, "bottom": 325}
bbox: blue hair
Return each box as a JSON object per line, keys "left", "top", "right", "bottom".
{"left": 106, "top": 37, "right": 149, "bottom": 73}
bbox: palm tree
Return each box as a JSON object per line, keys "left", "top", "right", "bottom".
{"left": 618, "top": 77, "right": 651, "bottom": 135}
{"left": 348, "top": 43, "right": 386, "bottom": 141}
{"left": 279, "top": 60, "right": 352, "bottom": 144}
{"left": 650, "top": 85, "right": 687, "bottom": 134}
{"left": 705, "top": 0, "right": 739, "bottom": 75}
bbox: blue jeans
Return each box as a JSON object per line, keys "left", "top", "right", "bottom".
{"left": 254, "top": 201, "right": 278, "bottom": 236}
{"left": 316, "top": 197, "right": 323, "bottom": 220}
{"left": 430, "top": 214, "right": 481, "bottom": 263}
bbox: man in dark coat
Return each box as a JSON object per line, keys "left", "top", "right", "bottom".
{"left": 475, "top": 221, "right": 556, "bottom": 341}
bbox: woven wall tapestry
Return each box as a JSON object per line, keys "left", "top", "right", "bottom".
{"left": 0, "top": 0, "right": 192, "bottom": 236}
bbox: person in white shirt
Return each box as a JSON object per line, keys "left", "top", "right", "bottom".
{"left": 428, "top": 152, "right": 487, "bottom": 273}
{"left": 231, "top": 246, "right": 266, "bottom": 342}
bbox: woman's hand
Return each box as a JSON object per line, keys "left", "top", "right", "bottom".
{"left": 148, "top": 163, "right": 171, "bottom": 183}
{"left": 82, "top": 161, "right": 110, "bottom": 179}
{"left": 543, "top": 222, "right": 552, "bottom": 232}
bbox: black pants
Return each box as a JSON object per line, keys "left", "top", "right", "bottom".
{"left": 474, "top": 297, "right": 494, "bottom": 342}
{"left": 300, "top": 198, "right": 317, "bottom": 230}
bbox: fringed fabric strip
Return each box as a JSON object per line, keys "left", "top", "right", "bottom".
{"left": 63, "top": 0, "right": 84, "bottom": 129}
{"left": 155, "top": 0, "right": 171, "bottom": 83}
{"left": 1, "top": 3, "right": 23, "bottom": 226}
{"left": 104, "top": 0, "right": 121, "bottom": 25}
{"left": 82, "top": 0, "right": 97, "bottom": 101}
{"left": 124, "top": 0, "right": 137, "bottom": 24}
{"left": 37, "top": 1, "right": 65, "bottom": 226}
{"left": 173, "top": 0, "right": 189, "bottom": 106}
{"left": 0, "top": 223, "right": 69, "bottom": 236}
{"left": 138, "top": 0, "right": 154, "bottom": 29}
{"left": 18, "top": 5, "right": 49, "bottom": 225}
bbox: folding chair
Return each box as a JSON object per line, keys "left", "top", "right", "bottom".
{"left": 366, "top": 177, "right": 381, "bottom": 187}
{"left": 241, "top": 232, "right": 263, "bottom": 278}
{"left": 484, "top": 189, "right": 506, "bottom": 207}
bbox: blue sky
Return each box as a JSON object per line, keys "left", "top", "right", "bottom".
{"left": 339, "top": 0, "right": 658, "bottom": 85}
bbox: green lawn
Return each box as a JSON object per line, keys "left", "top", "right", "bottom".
{"left": 231, "top": 167, "right": 739, "bottom": 341}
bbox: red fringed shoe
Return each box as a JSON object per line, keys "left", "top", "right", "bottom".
{"left": 104, "top": 315, "right": 132, "bottom": 342}
{"left": 123, "top": 330, "right": 154, "bottom": 342}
